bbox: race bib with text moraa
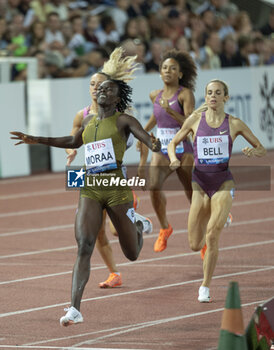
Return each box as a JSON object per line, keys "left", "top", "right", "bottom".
{"left": 85, "top": 138, "right": 117, "bottom": 173}
{"left": 197, "top": 135, "right": 229, "bottom": 164}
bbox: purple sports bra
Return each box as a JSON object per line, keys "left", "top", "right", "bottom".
{"left": 193, "top": 111, "right": 233, "bottom": 172}
{"left": 154, "top": 87, "right": 183, "bottom": 128}
{"left": 153, "top": 87, "right": 193, "bottom": 157}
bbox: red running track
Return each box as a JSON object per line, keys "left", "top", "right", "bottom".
{"left": 0, "top": 151, "right": 273, "bottom": 350}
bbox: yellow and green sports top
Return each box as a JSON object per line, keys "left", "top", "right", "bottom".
{"left": 82, "top": 112, "right": 127, "bottom": 174}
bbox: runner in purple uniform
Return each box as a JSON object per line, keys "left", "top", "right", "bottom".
{"left": 168, "top": 79, "right": 266, "bottom": 302}
{"left": 137, "top": 49, "right": 197, "bottom": 253}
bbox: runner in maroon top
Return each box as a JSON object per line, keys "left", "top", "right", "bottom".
{"left": 168, "top": 79, "right": 266, "bottom": 303}
{"left": 137, "top": 49, "right": 197, "bottom": 253}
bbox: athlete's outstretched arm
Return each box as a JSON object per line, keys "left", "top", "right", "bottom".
{"left": 167, "top": 115, "right": 194, "bottom": 169}
{"left": 65, "top": 110, "right": 84, "bottom": 165}
{"left": 234, "top": 119, "right": 266, "bottom": 157}
{"left": 10, "top": 125, "right": 84, "bottom": 149}
{"left": 119, "top": 114, "right": 161, "bottom": 152}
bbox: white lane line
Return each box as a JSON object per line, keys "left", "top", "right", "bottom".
{"left": 0, "top": 265, "right": 273, "bottom": 320}
{"left": 75, "top": 299, "right": 266, "bottom": 347}
{"left": 23, "top": 299, "right": 266, "bottom": 347}
{"left": 0, "top": 224, "right": 74, "bottom": 238}
{"left": 0, "top": 192, "right": 184, "bottom": 218}
{"left": 0, "top": 237, "right": 274, "bottom": 286}
{"left": 1, "top": 195, "right": 274, "bottom": 237}
{"left": 0, "top": 188, "right": 66, "bottom": 200}
{"left": 0, "top": 173, "right": 63, "bottom": 185}
{"left": 1, "top": 214, "right": 274, "bottom": 260}
{"left": 0, "top": 205, "right": 77, "bottom": 218}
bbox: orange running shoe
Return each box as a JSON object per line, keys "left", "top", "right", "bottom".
{"left": 200, "top": 243, "right": 207, "bottom": 260}
{"left": 224, "top": 212, "right": 233, "bottom": 228}
{"left": 99, "top": 273, "right": 122, "bottom": 288}
{"left": 132, "top": 190, "right": 140, "bottom": 210}
{"left": 154, "top": 224, "right": 173, "bottom": 252}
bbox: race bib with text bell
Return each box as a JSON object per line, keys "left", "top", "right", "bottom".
{"left": 197, "top": 135, "right": 229, "bottom": 164}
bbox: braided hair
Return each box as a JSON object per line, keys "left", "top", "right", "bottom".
{"left": 109, "top": 78, "right": 133, "bottom": 113}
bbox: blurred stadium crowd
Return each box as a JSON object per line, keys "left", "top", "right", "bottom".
{"left": 0, "top": 0, "right": 273, "bottom": 80}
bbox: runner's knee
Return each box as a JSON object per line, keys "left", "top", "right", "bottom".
{"left": 206, "top": 230, "right": 219, "bottom": 249}
{"left": 124, "top": 248, "right": 139, "bottom": 261}
{"left": 77, "top": 237, "right": 95, "bottom": 257}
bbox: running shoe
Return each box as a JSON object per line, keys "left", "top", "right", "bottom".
{"left": 132, "top": 190, "right": 140, "bottom": 210}
{"left": 198, "top": 286, "right": 212, "bottom": 303}
{"left": 224, "top": 212, "right": 233, "bottom": 228}
{"left": 99, "top": 272, "right": 122, "bottom": 288}
{"left": 135, "top": 212, "right": 153, "bottom": 234}
{"left": 153, "top": 224, "right": 173, "bottom": 252}
{"left": 60, "top": 306, "right": 83, "bottom": 326}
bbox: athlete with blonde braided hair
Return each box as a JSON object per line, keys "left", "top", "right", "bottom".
{"left": 66, "top": 47, "right": 141, "bottom": 289}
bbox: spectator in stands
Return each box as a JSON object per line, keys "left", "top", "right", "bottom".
{"left": 201, "top": 9, "right": 217, "bottom": 33}
{"left": 120, "top": 17, "right": 138, "bottom": 42}
{"left": 45, "top": 12, "right": 65, "bottom": 50}
{"left": 45, "top": 0, "right": 68, "bottom": 21}
{"left": 17, "top": 0, "right": 36, "bottom": 30}
{"left": 233, "top": 35, "right": 253, "bottom": 67}
{"left": 0, "top": 17, "right": 8, "bottom": 51}
{"left": 145, "top": 39, "right": 164, "bottom": 73}
{"left": 219, "top": 33, "right": 237, "bottom": 68}
{"left": 44, "top": 49, "right": 89, "bottom": 78}
{"left": 68, "top": 14, "right": 87, "bottom": 57}
{"left": 5, "top": 0, "right": 20, "bottom": 23}
{"left": 234, "top": 11, "right": 253, "bottom": 39}
{"left": 199, "top": 31, "right": 222, "bottom": 69}
{"left": 7, "top": 13, "right": 28, "bottom": 58}
{"left": 27, "top": 20, "right": 48, "bottom": 56}
{"left": 189, "top": 13, "right": 206, "bottom": 48}
{"left": 195, "top": 0, "right": 237, "bottom": 19}
{"left": 84, "top": 14, "right": 100, "bottom": 47}
{"left": 7, "top": 13, "right": 29, "bottom": 81}
{"left": 262, "top": 37, "right": 274, "bottom": 65}
{"left": 175, "top": 36, "right": 190, "bottom": 53}
{"left": 127, "top": 0, "right": 150, "bottom": 18}
{"left": 61, "top": 19, "right": 73, "bottom": 46}
{"left": 95, "top": 15, "right": 120, "bottom": 46}
{"left": 82, "top": 47, "right": 109, "bottom": 75}
{"left": 136, "top": 16, "right": 151, "bottom": 51}
{"left": 107, "top": 0, "right": 129, "bottom": 36}
{"left": 30, "top": 0, "right": 48, "bottom": 23}
{"left": 249, "top": 35, "right": 266, "bottom": 66}
{"left": 260, "top": 8, "right": 274, "bottom": 36}
{"left": 0, "top": 1, "right": 7, "bottom": 19}
{"left": 218, "top": 5, "right": 236, "bottom": 40}
{"left": 121, "top": 38, "right": 146, "bottom": 74}
{"left": 164, "top": 8, "right": 184, "bottom": 46}
{"left": 134, "top": 38, "right": 147, "bottom": 74}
